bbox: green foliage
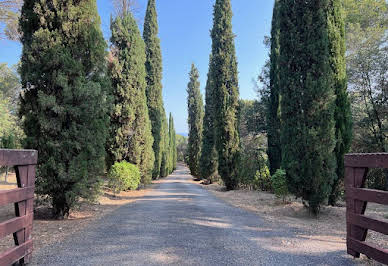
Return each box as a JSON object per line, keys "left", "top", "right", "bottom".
{"left": 271, "top": 169, "right": 288, "bottom": 202}
{"left": 143, "top": 0, "right": 166, "bottom": 179}
{"left": 19, "top": 0, "right": 110, "bottom": 218}
{"left": 0, "top": 0, "right": 21, "bottom": 40}
{"left": 267, "top": 0, "right": 282, "bottom": 176}
{"left": 199, "top": 58, "right": 218, "bottom": 181}
{"left": 239, "top": 134, "right": 270, "bottom": 191}
{"left": 108, "top": 161, "right": 140, "bottom": 194}
{"left": 210, "top": 0, "right": 241, "bottom": 190}
{"left": 328, "top": 0, "right": 353, "bottom": 205}
{"left": 0, "top": 64, "right": 20, "bottom": 109}
{"left": 345, "top": 0, "right": 387, "bottom": 190}
{"left": 108, "top": 11, "right": 155, "bottom": 186}
{"left": 159, "top": 114, "right": 169, "bottom": 177}
{"left": 168, "top": 113, "right": 177, "bottom": 172}
{"left": 176, "top": 134, "right": 188, "bottom": 162}
{"left": 187, "top": 64, "right": 204, "bottom": 177}
{"left": 279, "top": 0, "right": 336, "bottom": 214}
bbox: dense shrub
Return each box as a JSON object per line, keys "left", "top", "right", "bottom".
{"left": 254, "top": 168, "right": 271, "bottom": 191}
{"left": 108, "top": 161, "right": 141, "bottom": 194}
{"left": 271, "top": 169, "right": 288, "bottom": 202}
{"left": 239, "top": 134, "right": 270, "bottom": 191}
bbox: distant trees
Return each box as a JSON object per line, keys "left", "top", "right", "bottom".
{"left": 278, "top": 0, "right": 336, "bottom": 214}
{"left": 143, "top": 0, "right": 166, "bottom": 179}
{"left": 176, "top": 134, "right": 188, "bottom": 162}
{"left": 344, "top": 0, "right": 387, "bottom": 190}
{"left": 0, "top": 0, "right": 22, "bottom": 40}
{"left": 108, "top": 9, "right": 155, "bottom": 185}
{"left": 210, "top": 0, "right": 240, "bottom": 190}
{"left": 187, "top": 64, "right": 203, "bottom": 177}
{"left": 19, "top": 0, "right": 110, "bottom": 218}
{"left": 168, "top": 113, "right": 177, "bottom": 172}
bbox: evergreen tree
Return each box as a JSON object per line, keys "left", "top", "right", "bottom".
{"left": 108, "top": 11, "right": 155, "bottom": 185}
{"left": 168, "top": 113, "right": 176, "bottom": 173}
{"left": 199, "top": 56, "right": 218, "bottom": 181}
{"left": 210, "top": 0, "right": 240, "bottom": 190}
{"left": 267, "top": 0, "right": 282, "bottom": 175}
{"left": 172, "top": 119, "right": 177, "bottom": 170}
{"left": 19, "top": 0, "right": 110, "bottom": 218}
{"left": 143, "top": 0, "right": 165, "bottom": 179}
{"left": 328, "top": 0, "right": 352, "bottom": 206}
{"left": 279, "top": 0, "right": 336, "bottom": 214}
{"left": 187, "top": 64, "right": 204, "bottom": 177}
{"left": 160, "top": 114, "right": 169, "bottom": 177}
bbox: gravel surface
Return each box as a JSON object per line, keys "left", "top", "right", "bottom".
{"left": 31, "top": 165, "right": 356, "bottom": 266}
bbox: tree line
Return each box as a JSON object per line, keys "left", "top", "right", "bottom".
{"left": 186, "top": 0, "right": 387, "bottom": 215}
{"left": 0, "top": 0, "right": 177, "bottom": 218}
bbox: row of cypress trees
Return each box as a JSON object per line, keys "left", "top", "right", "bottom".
{"left": 187, "top": 0, "right": 241, "bottom": 191}
{"left": 267, "top": 0, "right": 352, "bottom": 213}
{"left": 19, "top": 0, "right": 176, "bottom": 218}
{"left": 186, "top": 0, "right": 352, "bottom": 214}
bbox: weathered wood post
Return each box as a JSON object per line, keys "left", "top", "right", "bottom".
{"left": 345, "top": 153, "right": 388, "bottom": 264}
{"left": 0, "top": 149, "right": 37, "bottom": 265}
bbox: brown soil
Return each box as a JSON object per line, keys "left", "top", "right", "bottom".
{"left": 0, "top": 172, "right": 153, "bottom": 253}
{"left": 199, "top": 182, "right": 388, "bottom": 266}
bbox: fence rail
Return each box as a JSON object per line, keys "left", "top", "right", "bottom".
{"left": 0, "top": 149, "right": 37, "bottom": 265}
{"left": 345, "top": 153, "right": 388, "bottom": 265}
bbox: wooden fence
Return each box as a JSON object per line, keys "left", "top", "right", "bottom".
{"left": 0, "top": 149, "right": 37, "bottom": 265}
{"left": 345, "top": 153, "right": 388, "bottom": 265}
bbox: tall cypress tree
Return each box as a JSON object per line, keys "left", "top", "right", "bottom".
{"left": 187, "top": 64, "right": 204, "bottom": 177}
{"left": 211, "top": 0, "right": 240, "bottom": 190}
{"left": 279, "top": 0, "right": 336, "bottom": 214}
{"left": 19, "top": 0, "right": 110, "bottom": 218}
{"left": 172, "top": 118, "right": 177, "bottom": 170}
{"left": 160, "top": 114, "right": 169, "bottom": 177}
{"left": 267, "top": 0, "right": 282, "bottom": 175}
{"left": 199, "top": 55, "right": 218, "bottom": 181}
{"left": 143, "top": 0, "right": 165, "bottom": 178}
{"left": 168, "top": 113, "right": 176, "bottom": 173}
{"left": 108, "top": 11, "right": 155, "bottom": 185}
{"left": 328, "top": 0, "right": 352, "bottom": 206}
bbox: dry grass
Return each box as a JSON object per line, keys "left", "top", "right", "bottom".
{"left": 0, "top": 172, "right": 153, "bottom": 252}
{"left": 200, "top": 182, "right": 388, "bottom": 266}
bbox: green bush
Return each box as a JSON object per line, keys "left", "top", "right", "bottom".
{"left": 271, "top": 169, "right": 288, "bottom": 202}
{"left": 254, "top": 168, "right": 271, "bottom": 191}
{"left": 108, "top": 161, "right": 141, "bottom": 194}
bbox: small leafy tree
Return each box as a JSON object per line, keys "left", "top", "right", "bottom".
{"left": 271, "top": 169, "right": 288, "bottom": 202}
{"left": 108, "top": 161, "right": 140, "bottom": 194}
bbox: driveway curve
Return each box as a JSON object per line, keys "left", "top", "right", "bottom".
{"left": 32, "top": 165, "right": 355, "bottom": 266}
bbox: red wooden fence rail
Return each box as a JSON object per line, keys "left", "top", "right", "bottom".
{"left": 0, "top": 149, "right": 37, "bottom": 265}
{"left": 345, "top": 153, "right": 388, "bottom": 265}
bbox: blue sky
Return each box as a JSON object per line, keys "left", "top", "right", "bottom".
{"left": 0, "top": 0, "right": 275, "bottom": 134}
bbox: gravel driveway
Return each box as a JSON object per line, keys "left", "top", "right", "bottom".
{"left": 31, "top": 165, "right": 355, "bottom": 266}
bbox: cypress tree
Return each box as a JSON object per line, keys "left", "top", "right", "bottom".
{"left": 267, "top": 0, "right": 282, "bottom": 175}
{"left": 199, "top": 56, "right": 218, "bottom": 181}
{"left": 279, "top": 0, "right": 336, "bottom": 214}
{"left": 168, "top": 113, "right": 176, "bottom": 173}
{"left": 108, "top": 11, "right": 155, "bottom": 185}
{"left": 328, "top": 0, "right": 352, "bottom": 206}
{"left": 160, "top": 114, "right": 169, "bottom": 177}
{"left": 143, "top": 0, "right": 165, "bottom": 179}
{"left": 172, "top": 118, "right": 177, "bottom": 170}
{"left": 19, "top": 0, "right": 110, "bottom": 218}
{"left": 187, "top": 64, "right": 204, "bottom": 177}
{"left": 211, "top": 0, "right": 240, "bottom": 190}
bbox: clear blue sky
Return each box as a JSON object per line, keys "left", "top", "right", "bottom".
{"left": 0, "top": 0, "right": 275, "bottom": 134}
